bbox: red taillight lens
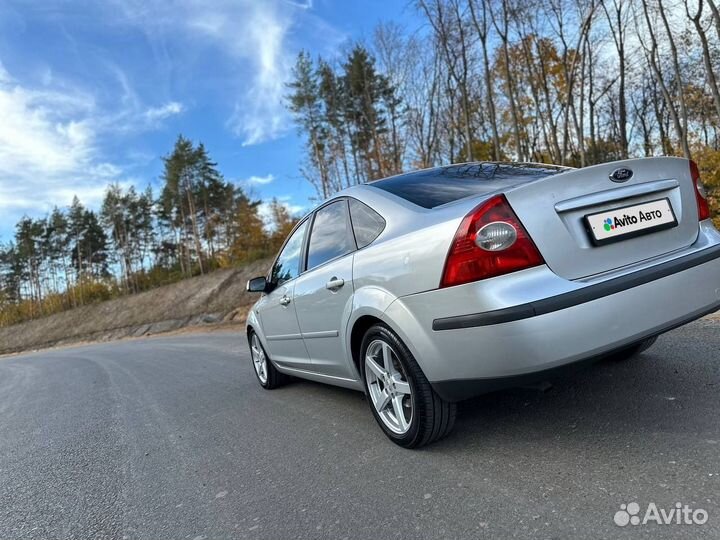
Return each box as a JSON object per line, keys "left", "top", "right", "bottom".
{"left": 440, "top": 195, "right": 545, "bottom": 288}
{"left": 690, "top": 160, "right": 711, "bottom": 221}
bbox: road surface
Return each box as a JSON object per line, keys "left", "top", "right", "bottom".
{"left": 1, "top": 320, "right": 719, "bottom": 539}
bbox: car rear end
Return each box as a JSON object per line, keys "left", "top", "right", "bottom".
{"left": 373, "top": 158, "right": 720, "bottom": 401}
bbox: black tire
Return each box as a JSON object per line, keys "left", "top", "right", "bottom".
{"left": 360, "top": 323, "right": 456, "bottom": 448}
{"left": 605, "top": 336, "right": 658, "bottom": 362}
{"left": 247, "top": 330, "right": 291, "bottom": 389}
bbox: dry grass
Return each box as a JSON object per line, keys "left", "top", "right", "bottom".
{"left": 0, "top": 259, "right": 270, "bottom": 355}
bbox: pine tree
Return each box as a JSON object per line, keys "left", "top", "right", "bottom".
{"left": 288, "top": 51, "right": 332, "bottom": 197}
{"left": 230, "top": 192, "right": 267, "bottom": 264}
{"left": 343, "top": 45, "right": 392, "bottom": 181}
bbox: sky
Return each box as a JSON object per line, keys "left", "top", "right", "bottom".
{"left": 0, "top": 0, "right": 421, "bottom": 240}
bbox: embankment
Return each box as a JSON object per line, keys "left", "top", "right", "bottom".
{"left": 0, "top": 259, "right": 271, "bottom": 354}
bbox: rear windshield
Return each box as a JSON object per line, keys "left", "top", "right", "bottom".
{"left": 369, "top": 163, "right": 567, "bottom": 209}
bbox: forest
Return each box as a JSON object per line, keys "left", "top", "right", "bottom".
{"left": 0, "top": 136, "right": 296, "bottom": 327}
{"left": 2, "top": 0, "right": 720, "bottom": 327}
{"left": 288, "top": 0, "right": 720, "bottom": 205}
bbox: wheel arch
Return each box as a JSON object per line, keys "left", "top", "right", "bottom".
{"left": 245, "top": 308, "right": 269, "bottom": 349}
{"left": 349, "top": 314, "right": 383, "bottom": 376}
{"left": 345, "top": 286, "right": 400, "bottom": 378}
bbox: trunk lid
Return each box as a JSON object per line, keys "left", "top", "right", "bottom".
{"left": 504, "top": 157, "right": 699, "bottom": 280}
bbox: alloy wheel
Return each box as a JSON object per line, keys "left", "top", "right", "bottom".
{"left": 364, "top": 339, "right": 413, "bottom": 434}
{"left": 250, "top": 334, "right": 268, "bottom": 384}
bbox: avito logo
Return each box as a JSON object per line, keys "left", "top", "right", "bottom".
{"left": 602, "top": 208, "right": 664, "bottom": 232}
{"left": 614, "top": 502, "right": 708, "bottom": 527}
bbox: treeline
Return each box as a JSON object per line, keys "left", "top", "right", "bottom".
{"left": 0, "top": 136, "right": 296, "bottom": 327}
{"left": 287, "top": 0, "right": 720, "bottom": 217}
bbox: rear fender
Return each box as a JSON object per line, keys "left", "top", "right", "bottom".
{"left": 345, "top": 286, "right": 401, "bottom": 377}
{"left": 381, "top": 297, "right": 440, "bottom": 380}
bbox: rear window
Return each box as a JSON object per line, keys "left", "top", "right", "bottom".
{"left": 369, "top": 163, "right": 567, "bottom": 209}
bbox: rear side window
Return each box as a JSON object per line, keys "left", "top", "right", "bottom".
{"left": 370, "top": 163, "right": 567, "bottom": 208}
{"left": 306, "top": 200, "right": 354, "bottom": 270}
{"left": 271, "top": 219, "right": 309, "bottom": 285}
{"left": 349, "top": 199, "right": 385, "bottom": 248}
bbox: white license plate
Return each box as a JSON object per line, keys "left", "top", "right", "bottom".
{"left": 585, "top": 198, "right": 677, "bottom": 246}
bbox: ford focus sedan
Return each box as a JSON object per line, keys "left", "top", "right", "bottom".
{"left": 245, "top": 158, "right": 720, "bottom": 448}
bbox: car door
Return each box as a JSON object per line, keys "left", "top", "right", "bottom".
{"left": 293, "top": 200, "right": 357, "bottom": 379}
{"left": 255, "top": 219, "right": 311, "bottom": 370}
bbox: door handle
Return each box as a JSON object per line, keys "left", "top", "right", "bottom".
{"left": 279, "top": 295, "right": 292, "bottom": 306}
{"left": 325, "top": 277, "right": 345, "bottom": 290}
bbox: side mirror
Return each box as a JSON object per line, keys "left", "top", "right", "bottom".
{"left": 246, "top": 276, "right": 268, "bottom": 293}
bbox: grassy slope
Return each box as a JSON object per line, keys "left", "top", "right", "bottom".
{"left": 0, "top": 259, "right": 271, "bottom": 354}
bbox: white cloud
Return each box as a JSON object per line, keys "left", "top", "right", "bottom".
{"left": 144, "top": 101, "right": 184, "bottom": 123}
{"left": 0, "top": 57, "right": 185, "bottom": 234}
{"left": 225, "top": 3, "right": 292, "bottom": 145}
{"left": 245, "top": 174, "right": 275, "bottom": 185}
{"left": 286, "top": 0, "right": 313, "bottom": 9}
{"left": 258, "top": 198, "right": 306, "bottom": 230}
{"left": 0, "top": 63, "right": 128, "bottom": 226}
{"left": 106, "top": 0, "right": 343, "bottom": 146}
{"left": 0, "top": 0, "right": 346, "bottom": 236}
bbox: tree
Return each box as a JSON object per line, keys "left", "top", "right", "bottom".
{"left": 267, "top": 199, "right": 298, "bottom": 254}
{"left": 159, "top": 135, "right": 206, "bottom": 276}
{"left": 71, "top": 210, "right": 108, "bottom": 278}
{"left": 229, "top": 193, "right": 267, "bottom": 264}
{"left": 287, "top": 51, "right": 332, "bottom": 198}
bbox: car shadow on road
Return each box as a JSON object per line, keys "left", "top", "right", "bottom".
{"left": 429, "top": 347, "right": 718, "bottom": 451}
{"left": 261, "top": 327, "right": 719, "bottom": 452}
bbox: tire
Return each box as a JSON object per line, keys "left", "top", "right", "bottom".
{"left": 248, "top": 330, "right": 291, "bottom": 389}
{"left": 360, "top": 323, "right": 456, "bottom": 448}
{"left": 605, "top": 336, "right": 658, "bottom": 362}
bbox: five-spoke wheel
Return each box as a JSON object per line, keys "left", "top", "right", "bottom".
{"left": 360, "top": 323, "right": 456, "bottom": 448}
{"left": 250, "top": 333, "right": 268, "bottom": 384}
{"left": 364, "top": 339, "right": 413, "bottom": 434}
{"left": 247, "top": 330, "right": 290, "bottom": 389}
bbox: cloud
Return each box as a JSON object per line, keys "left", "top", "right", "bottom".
{"left": 258, "top": 198, "right": 306, "bottom": 230}
{"left": 0, "top": 62, "right": 128, "bottom": 228}
{"left": 106, "top": 0, "right": 343, "bottom": 146}
{"left": 0, "top": 0, "right": 346, "bottom": 237}
{"left": 225, "top": 3, "right": 292, "bottom": 145}
{"left": 286, "top": 0, "right": 313, "bottom": 8}
{"left": 245, "top": 174, "right": 275, "bottom": 185}
{"left": 0, "top": 55, "right": 186, "bottom": 235}
{"left": 144, "top": 101, "right": 184, "bottom": 123}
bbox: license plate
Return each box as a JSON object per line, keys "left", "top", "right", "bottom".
{"left": 584, "top": 198, "right": 677, "bottom": 246}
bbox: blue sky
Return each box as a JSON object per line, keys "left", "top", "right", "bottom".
{"left": 0, "top": 0, "right": 421, "bottom": 240}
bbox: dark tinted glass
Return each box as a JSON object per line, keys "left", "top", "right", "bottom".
{"left": 271, "top": 219, "right": 308, "bottom": 285}
{"left": 370, "top": 163, "right": 566, "bottom": 208}
{"left": 349, "top": 199, "right": 385, "bottom": 248}
{"left": 307, "top": 200, "right": 354, "bottom": 270}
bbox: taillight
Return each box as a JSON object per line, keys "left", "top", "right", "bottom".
{"left": 440, "top": 195, "right": 545, "bottom": 288}
{"left": 690, "top": 160, "right": 711, "bottom": 221}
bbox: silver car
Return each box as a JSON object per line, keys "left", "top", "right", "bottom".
{"left": 246, "top": 158, "right": 720, "bottom": 448}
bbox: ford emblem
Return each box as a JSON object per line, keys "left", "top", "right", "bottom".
{"left": 610, "top": 168, "right": 633, "bottom": 183}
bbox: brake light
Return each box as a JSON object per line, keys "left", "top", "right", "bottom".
{"left": 440, "top": 195, "right": 545, "bottom": 288}
{"left": 690, "top": 160, "right": 711, "bottom": 221}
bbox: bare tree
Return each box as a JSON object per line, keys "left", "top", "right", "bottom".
{"left": 419, "top": 0, "right": 476, "bottom": 161}
{"left": 686, "top": 0, "right": 720, "bottom": 122}
{"left": 468, "top": 0, "right": 501, "bottom": 160}
{"left": 636, "top": 0, "right": 691, "bottom": 158}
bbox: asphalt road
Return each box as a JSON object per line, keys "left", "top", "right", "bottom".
{"left": 1, "top": 321, "right": 719, "bottom": 540}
